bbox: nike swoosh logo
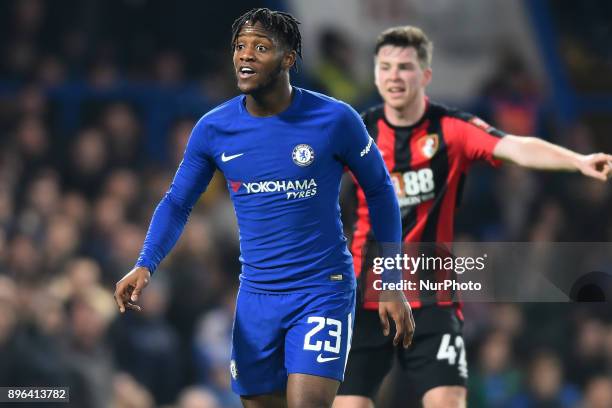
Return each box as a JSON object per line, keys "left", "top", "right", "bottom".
{"left": 316, "top": 354, "right": 340, "bottom": 363}
{"left": 221, "top": 152, "right": 244, "bottom": 162}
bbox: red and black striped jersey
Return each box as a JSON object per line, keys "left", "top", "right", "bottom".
{"left": 345, "top": 100, "right": 505, "bottom": 310}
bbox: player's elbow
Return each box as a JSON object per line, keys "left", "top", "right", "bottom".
{"left": 164, "top": 190, "right": 194, "bottom": 213}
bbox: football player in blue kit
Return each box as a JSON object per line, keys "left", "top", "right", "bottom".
{"left": 113, "top": 8, "right": 414, "bottom": 408}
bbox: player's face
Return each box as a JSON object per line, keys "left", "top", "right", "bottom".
{"left": 233, "top": 22, "right": 290, "bottom": 94}
{"left": 374, "top": 45, "right": 432, "bottom": 110}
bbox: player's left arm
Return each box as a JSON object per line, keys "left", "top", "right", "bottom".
{"left": 493, "top": 135, "right": 612, "bottom": 181}
{"left": 456, "top": 112, "right": 612, "bottom": 182}
{"left": 334, "top": 104, "right": 415, "bottom": 348}
{"left": 333, "top": 105, "right": 400, "bottom": 250}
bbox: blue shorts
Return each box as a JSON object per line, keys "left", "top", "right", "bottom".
{"left": 230, "top": 288, "right": 356, "bottom": 396}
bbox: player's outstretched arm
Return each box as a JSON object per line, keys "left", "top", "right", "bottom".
{"left": 493, "top": 135, "right": 612, "bottom": 181}
{"left": 113, "top": 119, "right": 215, "bottom": 313}
{"left": 335, "top": 104, "right": 415, "bottom": 347}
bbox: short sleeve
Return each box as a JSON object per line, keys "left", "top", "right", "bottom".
{"left": 446, "top": 112, "right": 506, "bottom": 167}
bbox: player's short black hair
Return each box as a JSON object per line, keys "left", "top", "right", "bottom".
{"left": 231, "top": 8, "right": 302, "bottom": 59}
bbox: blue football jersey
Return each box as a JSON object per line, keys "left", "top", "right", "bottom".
{"left": 137, "top": 87, "right": 401, "bottom": 293}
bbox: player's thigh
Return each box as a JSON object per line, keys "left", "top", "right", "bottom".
{"left": 241, "top": 393, "right": 287, "bottom": 408}
{"left": 335, "top": 346, "right": 393, "bottom": 406}
{"left": 284, "top": 290, "right": 355, "bottom": 384}
{"left": 393, "top": 332, "right": 468, "bottom": 402}
{"left": 336, "top": 308, "right": 394, "bottom": 403}
{"left": 392, "top": 309, "right": 467, "bottom": 404}
{"left": 287, "top": 373, "right": 339, "bottom": 408}
{"left": 333, "top": 395, "right": 373, "bottom": 408}
{"left": 422, "top": 386, "right": 466, "bottom": 408}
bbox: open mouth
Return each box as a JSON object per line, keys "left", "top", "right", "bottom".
{"left": 238, "top": 66, "right": 257, "bottom": 79}
{"left": 387, "top": 86, "right": 406, "bottom": 96}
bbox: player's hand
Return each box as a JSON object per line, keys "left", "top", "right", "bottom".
{"left": 576, "top": 153, "right": 612, "bottom": 181}
{"left": 378, "top": 290, "right": 415, "bottom": 348}
{"left": 114, "top": 267, "right": 151, "bottom": 313}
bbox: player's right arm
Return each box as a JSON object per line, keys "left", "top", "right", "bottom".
{"left": 114, "top": 119, "right": 215, "bottom": 313}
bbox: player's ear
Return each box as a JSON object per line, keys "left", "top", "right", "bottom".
{"left": 422, "top": 67, "right": 432, "bottom": 87}
{"left": 282, "top": 50, "right": 297, "bottom": 70}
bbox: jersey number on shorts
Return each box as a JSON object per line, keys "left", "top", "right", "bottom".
{"left": 303, "top": 317, "right": 341, "bottom": 353}
{"left": 436, "top": 334, "right": 468, "bottom": 378}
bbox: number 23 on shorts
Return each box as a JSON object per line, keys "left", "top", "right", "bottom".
{"left": 303, "top": 315, "right": 353, "bottom": 363}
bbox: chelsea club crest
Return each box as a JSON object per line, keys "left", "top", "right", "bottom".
{"left": 292, "top": 144, "right": 315, "bottom": 167}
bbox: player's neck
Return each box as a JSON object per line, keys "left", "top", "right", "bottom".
{"left": 245, "top": 80, "right": 293, "bottom": 117}
{"left": 384, "top": 94, "right": 427, "bottom": 127}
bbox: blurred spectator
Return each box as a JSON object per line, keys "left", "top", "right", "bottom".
{"left": 526, "top": 199, "right": 567, "bottom": 242}
{"left": 154, "top": 50, "right": 186, "bottom": 86}
{"left": 63, "top": 128, "right": 110, "bottom": 199}
{"left": 566, "top": 319, "right": 608, "bottom": 387}
{"left": 313, "top": 28, "right": 365, "bottom": 105}
{"left": 0, "top": 275, "right": 17, "bottom": 304}
{"left": 0, "top": 297, "right": 26, "bottom": 384}
{"left": 108, "top": 223, "right": 145, "bottom": 281}
{"left": 65, "top": 288, "right": 116, "bottom": 408}
{"left": 14, "top": 114, "right": 48, "bottom": 162}
{"left": 563, "top": 176, "right": 611, "bottom": 241}
{"left": 24, "top": 169, "right": 61, "bottom": 221}
{"left": 510, "top": 351, "right": 581, "bottom": 408}
{"left": 17, "top": 85, "right": 49, "bottom": 117}
{"left": 103, "top": 169, "right": 141, "bottom": 210}
{"left": 0, "top": 280, "right": 73, "bottom": 391}
{"left": 579, "top": 376, "right": 612, "bottom": 408}
{"left": 606, "top": 325, "right": 612, "bottom": 368}
{"left": 193, "top": 288, "right": 241, "bottom": 407}
{"left": 0, "top": 186, "right": 14, "bottom": 229}
{"left": 112, "top": 372, "right": 155, "bottom": 408}
{"left": 37, "top": 54, "right": 67, "bottom": 86}
{"left": 87, "top": 57, "right": 120, "bottom": 90}
{"left": 490, "top": 304, "right": 524, "bottom": 338}
{"left": 169, "top": 118, "right": 196, "bottom": 166}
{"left": 476, "top": 52, "right": 545, "bottom": 137}
{"left": 469, "top": 330, "right": 522, "bottom": 408}
{"left": 495, "top": 166, "right": 537, "bottom": 240}
{"left": 44, "top": 214, "right": 80, "bottom": 275}
{"left": 101, "top": 102, "right": 144, "bottom": 168}
{"left": 49, "top": 257, "right": 102, "bottom": 301}
{"left": 110, "top": 275, "right": 183, "bottom": 405}
{"left": 166, "top": 215, "right": 226, "bottom": 339}
{"left": 6, "top": 234, "right": 41, "bottom": 282}
{"left": 61, "top": 191, "right": 91, "bottom": 230}
{"left": 462, "top": 51, "right": 548, "bottom": 241}
{"left": 176, "top": 386, "right": 223, "bottom": 408}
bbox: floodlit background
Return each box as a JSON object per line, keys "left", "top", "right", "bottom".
{"left": 0, "top": 0, "right": 611, "bottom": 407}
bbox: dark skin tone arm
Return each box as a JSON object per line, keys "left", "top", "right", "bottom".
{"left": 114, "top": 266, "right": 150, "bottom": 313}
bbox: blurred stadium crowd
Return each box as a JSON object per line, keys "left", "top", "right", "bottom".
{"left": 0, "top": 1, "right": 611, "bottom": 407}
